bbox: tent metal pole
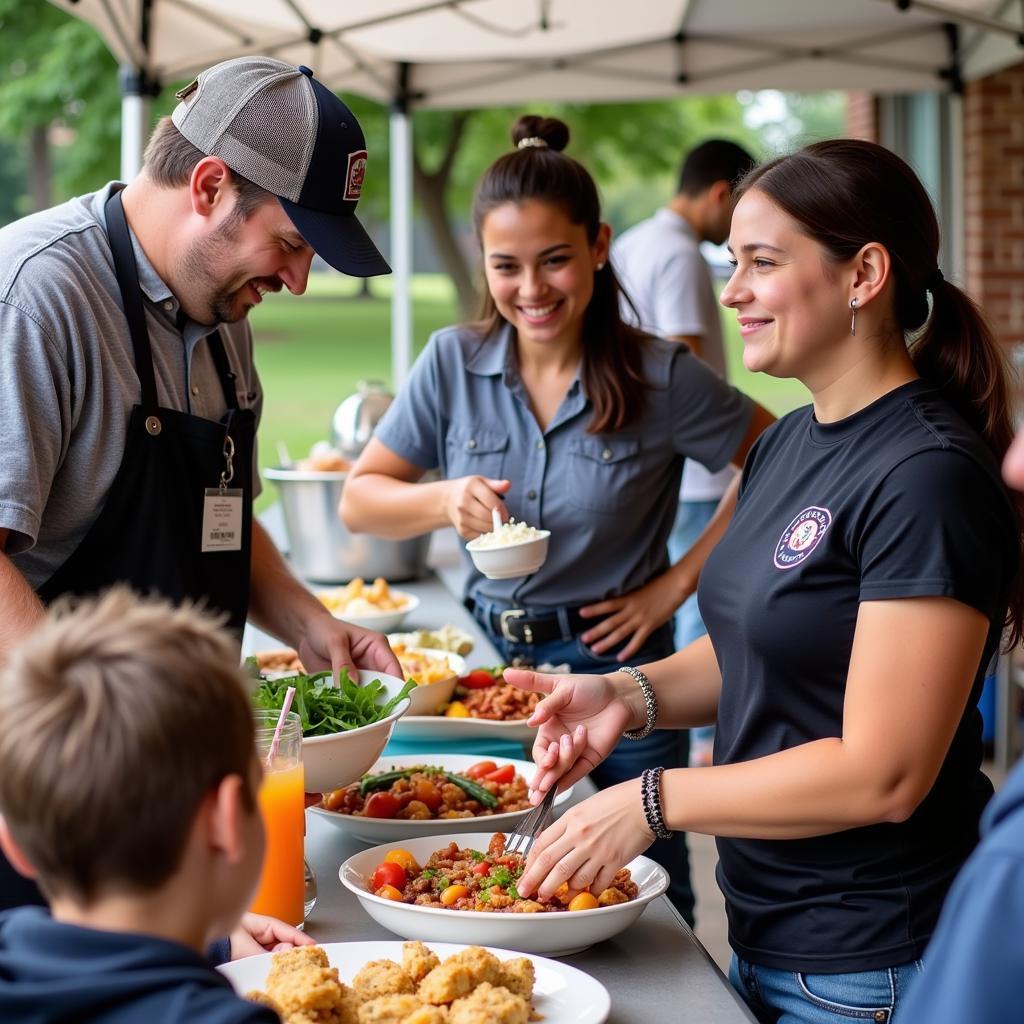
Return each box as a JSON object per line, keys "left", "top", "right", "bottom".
{"left": 389, "top": 66, "right": 414, "bottom": 389}
{"left": 118, "top": 66, "right": 150, "bottom": 182}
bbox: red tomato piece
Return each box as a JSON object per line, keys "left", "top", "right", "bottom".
{"left": 370, "top": 861, "right": 407, "bottom": 892}
{"left": 461, "top": 670, "right": 499, "bottom": 689}
{"left": 464, "top": 761, "right": 498, "bottom": 779}
{"left": 363, "top": 792, "right": 401, "bottom": 818}
{"left": 472, "top": 861, "right": 493, "bottom": 876}
{"left": 484, "top": 764, "right": 515, "bottom": 784}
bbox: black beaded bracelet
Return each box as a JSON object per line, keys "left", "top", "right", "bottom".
{"left": 621, "top": 665, "right": 657, "bottom": 741}
{"left": 641, "top": 766, "right": 672, "bottom": 840}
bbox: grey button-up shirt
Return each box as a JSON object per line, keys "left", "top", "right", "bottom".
{"left": 374, "top": 323, "right": 753, "bottom": 608}
{"left": 0, "top": 183, "right": 262, "bottom": 589}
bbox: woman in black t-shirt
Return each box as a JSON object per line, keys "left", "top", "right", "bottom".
{"left": 508, "top": 140, "right": 1023, "bottom": 1024}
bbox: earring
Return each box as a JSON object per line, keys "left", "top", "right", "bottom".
{"left": 849, "top": 296, "right": 858, "bottom": 336}
{"left": 596, "top": 262, "right": 605, "bottom": 271}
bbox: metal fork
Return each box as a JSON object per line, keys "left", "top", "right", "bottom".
{"left": 505, "top": 784, "right": 558, "bottom": 857}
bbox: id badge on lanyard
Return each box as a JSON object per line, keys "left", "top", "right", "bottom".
{"left": 202, "top": 430, "right": 243, "bottom": 552}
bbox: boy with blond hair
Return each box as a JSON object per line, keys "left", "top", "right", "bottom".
{"left": 0, "top": 587, "right": 308, "bottom": 1022}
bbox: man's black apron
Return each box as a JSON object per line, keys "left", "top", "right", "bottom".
{"left": 0, "top": 189, "right": 255, "bottom": 910}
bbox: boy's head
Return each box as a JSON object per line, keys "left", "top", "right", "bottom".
{"left": 0, "top": 588, "right": 264, "bottom": 929}
{"left": 675, "top": 139, "right": 756, "bottom": 245}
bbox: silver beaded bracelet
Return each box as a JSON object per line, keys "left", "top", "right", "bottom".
{"left": 620, "top": 665, "right": 657, "bottom": 740}
{"left": 641, "top": 766, "right": 672, "bottom": 840}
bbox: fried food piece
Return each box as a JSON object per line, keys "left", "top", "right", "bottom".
{"left": 246, "top": 990, "right": 284, "bottom": 1015}
{"left": 418, "top": 963, "right": 477, "bottom": 1005}
{"left": 496, "top": 959, "right": 534, "bottom": 1002}
{"left": 357, "top": 994, "right": 422, "bottom": 1024}
{"left": 266, "top": 945, "right": 331, "bottom": 986}
{"left": 353, "top": 960, "right": 416, "bottom": 1001}
{"left": 402, "top": 941, "right": 441, "bottom": 984}
{"left": 447, "top": 983, "right": 529, "bottom": 1024}
{"left": 446, "top": 947, "right": 503, "bottom": 987}
{"left": 402, "top": 1007, "right": 448, "bottom": 1024}
{"left": 269, "top": 965, "right": 360, "bottom": 1024}
{"left": 597, "top": 887, "right": 630, "bottom": 907}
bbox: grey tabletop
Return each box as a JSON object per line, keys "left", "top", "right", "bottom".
{"left": 247, "top": 516, "right": 755, "bottom": 1023}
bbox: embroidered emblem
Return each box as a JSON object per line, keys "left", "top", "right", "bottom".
{"left": 344, "top": 149, "right": 367, "bottom": 201}
{"left": 773, "top": 505, "right": 832, "bottom": 570}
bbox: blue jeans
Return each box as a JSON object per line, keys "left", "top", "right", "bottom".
{"left": 670, "top": 499, "right": 719, "bottom": 763}
{"left": 729, "top": 955, "right": 925, "bottom": 1024}
{"left": 473, "top": 599, "right": 695, "bottom": 926}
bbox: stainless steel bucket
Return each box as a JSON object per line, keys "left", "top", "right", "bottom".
{"left": 264, "top": 467, "right": 431, "bottom": 583}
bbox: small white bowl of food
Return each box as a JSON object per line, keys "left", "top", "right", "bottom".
{"left": 465, "top": 519, "right": 550, "bottom": 580}
{"left": 393, "top": 644, "right": 467, "bottom": 716}
{"left": 249, "top": 667, "right": 414, "bottom": 793}
{"left": 339, "top": 831, "right": 668, "bottom": 956}
{"left": 317, "top": 577, "right": 419, "bottom": 632}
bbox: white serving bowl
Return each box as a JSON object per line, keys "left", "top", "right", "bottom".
{"left": 465, "top": 532, "right": 550, "bottom": 580}
{"left": 298, "top": 670, "right": 411, "bottom": 793}
{"left": 339, "top": 831, "right": 668, "bottom": 956}
{"left": 316, "top": 589, "right": 420, "bottom": 632}
{"left": 398, "top": 647, "right": 466, "bottom": 716}
{"left": 309, "top": 753, "right": 573, "bottom": 843}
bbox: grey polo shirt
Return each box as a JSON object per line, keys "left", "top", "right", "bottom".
{"left": 374, "top": 323, "right": 753, "bottom": 608}
{"left": 0, "top": 182, "right": 262, "bottom": 590}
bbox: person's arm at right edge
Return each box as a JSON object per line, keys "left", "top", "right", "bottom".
{"left": 0, "top": 530, "right": 46, "bottom": 665}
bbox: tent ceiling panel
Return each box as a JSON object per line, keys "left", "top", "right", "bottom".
{"left": 50, "top": 0, "right": 1024, "bottom": 105}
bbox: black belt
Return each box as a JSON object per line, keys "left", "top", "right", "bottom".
{"left": 471, "top": 601, "right": 591, "bottom": 646}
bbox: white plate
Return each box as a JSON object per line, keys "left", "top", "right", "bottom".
{"left": 393, "top": 713, "right": 534, "bottom": 744}
{"left": 339, "top": 832, "right": 669, "bottom": 956}
{"left": 218, "top": 940, "right": 610, "bottom": 1024}
{"left": 316, "top": 589, "right": 420, "bottom": 632}
{"left": 308, "top": 753, "right": 573, "bottom": 843}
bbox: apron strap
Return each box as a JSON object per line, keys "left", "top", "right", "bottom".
{"left": 103, "top": 188, "right": 159, "bottom": 413}
{"left": 206, "top": 330, "right": 240, "bottom": 410}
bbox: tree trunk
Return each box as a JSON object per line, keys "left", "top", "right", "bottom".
{"left": 28, "top": 124, "right": 50, "bottom": 212}
{"left": 412, "top": 111, "right": 479, "bottom": 318}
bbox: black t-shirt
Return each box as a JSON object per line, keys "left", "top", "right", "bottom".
{"left": 699, "top": 380, "right": 1018, "bottom": 973}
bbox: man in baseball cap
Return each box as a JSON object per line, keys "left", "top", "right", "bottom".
{"left": 172, "top": 56, "right": 389, "bottom": 278}
{"left": 0, "top": 55, "right": 401, "bottom": 912}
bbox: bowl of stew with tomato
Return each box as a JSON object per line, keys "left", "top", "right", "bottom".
{"left": 307, "top": 754, "right": 575, "bottom": 844}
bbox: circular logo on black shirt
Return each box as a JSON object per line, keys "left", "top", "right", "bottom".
{"left": 773, "top": 506, "right": 832, "bottom": 570}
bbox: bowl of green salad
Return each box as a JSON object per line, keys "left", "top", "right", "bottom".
{"left": 248, "top": 664, "right": 415, "bottom": 793}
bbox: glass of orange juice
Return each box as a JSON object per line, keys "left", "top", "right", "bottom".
{"left": 251, "top": 709, "right": 305, "bottom": 926}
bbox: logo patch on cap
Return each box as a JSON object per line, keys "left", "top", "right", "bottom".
{"left": 773, "top": 505, "right": 832, "bottom": 570}
{"left": 344, "top": 149, "right": 367, "bottom": 202}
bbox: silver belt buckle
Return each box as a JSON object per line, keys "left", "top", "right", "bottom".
{"left": 499, "top": 608, "right": 533, "bottom": 644}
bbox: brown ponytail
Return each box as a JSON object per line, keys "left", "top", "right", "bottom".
{"left": 738, "top": 139, "right": 1024, "bottom": 646}
{"left": 469, "top": 114, "right": 648, "bottom": 434}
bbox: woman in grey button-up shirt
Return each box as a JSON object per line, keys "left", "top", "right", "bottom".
{"left": 342, "top": 114, "right": 772, "bottom": 923}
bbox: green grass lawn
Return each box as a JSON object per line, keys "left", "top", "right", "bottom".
{"left": 250, "top": 272, "right": 808, "bottom": 512}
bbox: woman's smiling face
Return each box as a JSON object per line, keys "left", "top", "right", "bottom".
{"left": 480, "top": 199, "right": 609, "bottom": 351}
{"left": 720, "top": 189, "right": 851, "bottom": 381}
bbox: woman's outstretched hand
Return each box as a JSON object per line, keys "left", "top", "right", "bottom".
{"left": 503, "top": 668, "right": 635, "bottom": 801}
{"left": 515, "top": 780, "right": 655, "bottom": 902}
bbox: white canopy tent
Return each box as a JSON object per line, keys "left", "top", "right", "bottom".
{"left": 49, "top": 0, "right": 1024, "bottom": 383}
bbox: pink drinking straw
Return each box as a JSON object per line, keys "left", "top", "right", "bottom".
{"left": 266, "top": 685, "right": 296, "bottom": 768}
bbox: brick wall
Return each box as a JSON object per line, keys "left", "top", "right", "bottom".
{"left": 845, "top": 92, "right": 878, "bottom": 142}
{"left": 964, "top": 62, "right": 1024, "bottom": 348}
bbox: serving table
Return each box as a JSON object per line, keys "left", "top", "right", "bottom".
{"left": 245, "top": 518, "right": 756, "bottom": 1022}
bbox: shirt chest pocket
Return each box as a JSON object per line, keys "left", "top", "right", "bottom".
{"left": 444, "top": 424, "right": 510, "bottom": 481}
{"left": 567, "top": 438, "right": 642, "bottom": 513}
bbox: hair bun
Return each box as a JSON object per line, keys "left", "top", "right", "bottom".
{"left": 511, "top": 114, "right": 569, "bottom": 153}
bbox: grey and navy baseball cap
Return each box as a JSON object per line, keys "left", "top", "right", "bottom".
{"left": 171, "top": 56, "right": 389, "bottom": 278}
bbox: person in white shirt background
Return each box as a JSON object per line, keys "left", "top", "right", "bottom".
{"left": 613, "top": 139, "right": 755, "bottom": 768}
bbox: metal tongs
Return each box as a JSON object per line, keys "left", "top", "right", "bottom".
{"left": 505, "top": 783, "right": 558, "bottom": 857}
